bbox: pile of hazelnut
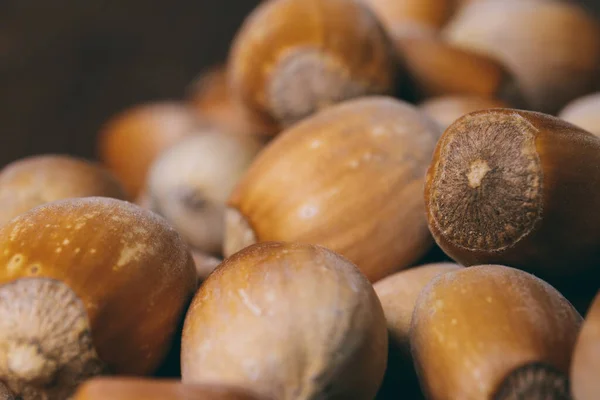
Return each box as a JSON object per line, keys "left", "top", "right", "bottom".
{"left": 0, "top": 0, "right": 599, "bottom": 399}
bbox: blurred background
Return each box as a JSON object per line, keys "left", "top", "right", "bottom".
{"left": 0, "top": 0, "right": 598, "bottom": 166}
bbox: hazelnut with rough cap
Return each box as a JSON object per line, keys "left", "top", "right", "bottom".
{"left": 558, "top": 92, "right": 600, "bottom": 137}
{"left": 424, "top": 108, "right": 600, "bottom": 297}
{"left": 442, "top": 0, "right": 600, "bottom": 113}
{"left": 97, "top": 102, "right": 204, "bottom": 197}
{"left": 73, "top": 378, "right": 266, "bottom": 400}
{"left": 225, "top": 96, "right": 441, "bottom": 282}
{"left": 181, "top": 242, "right": 388, "bottom": 400}
{"left": 0, "top": 197, "right": 197, "bottom": 399}
{"left": 228, "top": 0, "right": 397, "bottom": 127}
{"left": 147, "top": 131, "right": 264, "bottom": 255}
{"left": 571, "top": 292, "right": 600, "bottom": 400}
{"left": 411, "top": 265, "right": 581, "bottom": 400}
{"left": 0, "top": 154, "right": 127, "bottom": 226}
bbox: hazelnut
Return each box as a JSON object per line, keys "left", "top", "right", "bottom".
{"left": 226, "top": 96, "right": 441, "bottom": 282}
{"left": 0, "top": 197, "right": 197, "bottom": 399}
{"left": 424, "top": 108, "right": 600, "bottom": 297}
{"left": 228, "top": 0, "right": 398, "bottom": 127}
{"left": 571, "top": 291, "right": 600, "bottom": 400}
{"left": 181, "top": 242, "right": 388, "bottom": 400}
{"left": 411, "top": 265, "right": 582, "bottom": 399}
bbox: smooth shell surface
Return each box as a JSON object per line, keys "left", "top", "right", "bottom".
{"left": 443, "top": 0, "right": 600, "bottom": 113}
{"left": 411, "top": 265, "right": 582, "bottom": 400}
{"left": 0, "top": 154, "right": 127, "bottom": 226}
{"left": 0, "top": 197, "right": 197, "bottom": 375}
{"left": 226, "top": 96, "right": 441, "bottom": 282}
{"left": 182, "top": 242, "right": 388, "bottom": 400}
{"left": 228, "top": 0, "right": 397, "bottom": 126}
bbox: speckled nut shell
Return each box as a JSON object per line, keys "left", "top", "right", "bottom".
{"left": 0, "top": 197, "right": 197, "bottom": 399}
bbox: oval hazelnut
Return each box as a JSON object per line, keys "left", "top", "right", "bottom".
{"left": 0, "top": 197, "right": 197, "bottom": 399}
{"left": 181, "top": 242, "right": 388, "bottom": 400}
{"left": 411, "top": 265, "right": 581, "bottom": 399}
{"left": 228, "top": 0, "right": 398, "bottom": 127}
{"left": 226, "top": 96, "right": 441, "bottom": 282}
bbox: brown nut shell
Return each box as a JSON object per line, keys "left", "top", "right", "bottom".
{"left": 571, "top": 292, "right": 600, "bottom": 400}
{"left": 395, "top": 36, "right": 521, "bottom": 103}
{"left": 374, "top": 262, "right": 462, "bottom": 398}
{"left": 74, "top": 378, "right": 266, "bottom": 400}
{"left": 419, "top": 95, "right": 509, "bottom": 130}
{"left": 411, "top": 265, "right": 582, "bottom": 400}
{"left": 147, "top": 131, "right": 264, "bottom": 255}
{"left": 0, "top": 154, "right": 127, "bottom": 226}
{"left": 0, "top": 197, "right": 197, "bottom": 399}
{"left": 181, "top": 242, "right": 388, "bottom": 400}
{"left": 424, "top": 108, "right": 600, "bottom": 295}
{"left": 228, "top": 0, "right": 397, "bottom": 127}
{"left": 226, "top": 96, "right": 441, "bottom": 282}
{"left": 558, "top": 92, "right": 600, "bottom": 137}
{"left": 97, "top": 102, "right": 203, "bottom": 197}
{"left": 442, "top": 0, "right": 600, "bottom": 113}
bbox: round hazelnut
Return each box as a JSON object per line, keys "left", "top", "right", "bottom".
{"left": 0, "top": 197, "right": 197, "bottom": 399}
{"left": 181, "top": 242, "right": 388, "bottom": 400}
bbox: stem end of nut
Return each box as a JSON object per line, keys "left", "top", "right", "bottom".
{"left": 494, "top": 362, "right": 571, "bottom": 400}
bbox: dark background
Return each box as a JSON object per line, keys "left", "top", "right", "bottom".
{"left": 0, "top": 0, "right": 597, "bottom": 166}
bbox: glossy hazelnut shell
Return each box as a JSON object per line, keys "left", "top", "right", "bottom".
{"left": 411, "top": 265, "right": 582, "bottom": 399}
{"left": 0, "top": 197, "right": 197, "bottom": 374}
{"left": 227, "top": 96, "right": 441, "bottom": 282}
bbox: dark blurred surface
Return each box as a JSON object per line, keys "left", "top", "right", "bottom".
{"left": 0, "top": 0, "right": 597, "bottom": 166}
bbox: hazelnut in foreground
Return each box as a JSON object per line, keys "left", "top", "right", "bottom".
{"left": 0, "top": 197, "right": 197, "bottom": 399}
{"left": 424, "top": 108, "right": 600, "bottom": 297}
{"left": 0, "top": 154, "right": 127, "bottom": 226}
{"left": 181, "top": 242, "right": 388, "bottom": 400}
{"left": 228, "top": 0, "right": 397, "bottom": 127}
{"left": 411, "top": 265, "right": 581, "bottom": 399}
{"left": 226, "top": 96, "right": 441, "bottom": 282}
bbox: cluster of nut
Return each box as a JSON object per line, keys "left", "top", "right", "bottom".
{"left": 0, "top": 0, "right": 599, "bottom": 399}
